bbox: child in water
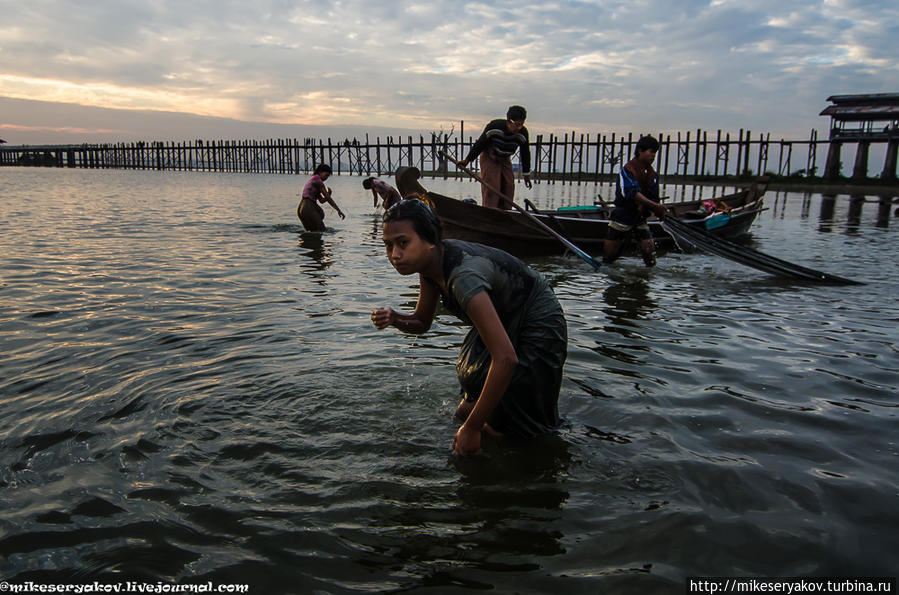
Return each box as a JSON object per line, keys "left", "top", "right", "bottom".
{"left": 363, "top": 177, "right": 401, "bottom": 210}
{"left": 297, "top": 164, "right": 346, "bottom": 232}
{"left": 603, "top": 135, "right": 667, "bottom": 266}
{"left": 370, "top": 199, "right": 567, "bottom": 455}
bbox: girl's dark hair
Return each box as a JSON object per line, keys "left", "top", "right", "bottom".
{"left": 313, "top": 164, "right": 332, "bottom": 176}
{"left": 382, "top": 199, "right": 443, "bottom": 244}
{"left": 634, "top": 135, "right": 660, "bottom": 157}
{"left": 362, "top": 177, "right": 374, "bottom": 189}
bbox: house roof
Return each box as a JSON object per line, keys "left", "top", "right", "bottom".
{"left": 820, "top": 93, "right": 899, "bottom": 120}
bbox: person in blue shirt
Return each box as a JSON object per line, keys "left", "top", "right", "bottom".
{"left": 603, "top": 135, "right": 668, "bottom": 266}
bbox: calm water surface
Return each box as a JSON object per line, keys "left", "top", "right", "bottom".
{"left": 1, "top": 167, "right": 897, "bottom": 593}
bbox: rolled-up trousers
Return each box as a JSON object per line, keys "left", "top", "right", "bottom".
{"left": 479, "top": 151, "right": 515, "bottom": 210}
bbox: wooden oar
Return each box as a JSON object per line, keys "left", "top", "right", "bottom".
{"left": 439, "top": 151, "right": 602, "bottom": 270}
{"left": 661, "top": 216, "right": 864, "bottom": 285}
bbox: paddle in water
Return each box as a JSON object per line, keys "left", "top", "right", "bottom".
{"left": 661, "top": 216, "right": 863, "bottom": 285}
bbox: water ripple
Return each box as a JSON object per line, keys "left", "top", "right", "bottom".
{"left": 1, "top": 169, "right": 897, "bottom": 588}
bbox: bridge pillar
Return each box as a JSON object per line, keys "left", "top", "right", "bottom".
{"left": 824, "top": 141, "right": 842, "bottom": 179}
{"left": 852, "top": 140, "right": 870, "bottom": 181}
{"left": 882, "top": 139, "right": 898, "bottom": 182}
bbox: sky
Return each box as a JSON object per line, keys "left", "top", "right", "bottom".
{"left": 1, "top": 0, "right": 898, "bottom": 145}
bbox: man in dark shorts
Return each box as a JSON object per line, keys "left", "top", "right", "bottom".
{"left": 603, "top": 135, "right": 668, "bottom": 266}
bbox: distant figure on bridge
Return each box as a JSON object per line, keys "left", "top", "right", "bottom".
{"left": 603, "top": 135, "right": 668, "bottom": 267}
{"left": 459, "top": 105, "right": 532, "bottom": 209}
{"left": 297, "top": 164, "right": 345, "bottom": 232}
{"left": 363, "top": 177, "right": 401, "bottom": 210}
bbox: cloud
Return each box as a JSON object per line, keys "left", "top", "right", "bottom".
{"left": 1, "top": 0, "right": 897, "bottom": 143}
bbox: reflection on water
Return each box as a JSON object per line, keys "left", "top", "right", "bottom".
{"left": 601, "top": 273, "right": 657, "bottom": 326}
{"left": 875, "top": 195, "right": 893, "bottom": 228}
{"left": 819, "top": 194, "right": 837, "bottom": 232}
{"left": 813, "top": 191, "right": 897, "bottom": 234}
{"left": 297, "top": 230, "right": 334, "bottom": 276}
{"left": 847, "top": 195, "right": 865, "bottom": 229}
{"left": 453, "top": 436, "right": 571, "bottom": 561}
{"left": 0, "top": 169, "right": 897, "bottom": 591}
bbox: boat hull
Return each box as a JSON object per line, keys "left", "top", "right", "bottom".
{"left": 394, "top": 167, "right": 767, "bottom": 257}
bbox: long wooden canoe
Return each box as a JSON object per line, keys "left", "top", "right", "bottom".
{"left": 394, "top": 167, "right": 767, "bottom": 257}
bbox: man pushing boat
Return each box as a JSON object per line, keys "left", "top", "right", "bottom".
{"left": 459, "top": 105, "right": 532, "bottom": 210}
{"left": 603, "top": 135, "right": 668, "bottom": 266}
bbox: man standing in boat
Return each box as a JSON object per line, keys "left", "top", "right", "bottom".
{"left": 603, "top": 135, "right": 668, "bottom": 267}
{"left": 459, "top": 106, "right": 532, "bottom": 209}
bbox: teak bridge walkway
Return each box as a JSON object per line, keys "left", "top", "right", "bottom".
{"left": 2, "top": 128, "right": 897, "bottom": 184}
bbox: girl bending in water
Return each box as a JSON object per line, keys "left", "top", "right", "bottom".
{"left": 371, "top": 199, "right": 567, "bottom": 455}
{"left": 297, "top": 164, "right": 345, "bottom": 232}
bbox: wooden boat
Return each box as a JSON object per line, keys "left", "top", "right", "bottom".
{"left": 394, "top": 167, "right": 768, "bottom": 257}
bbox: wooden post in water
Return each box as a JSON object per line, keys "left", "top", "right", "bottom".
{"left": 743, "top": 130, "right": 752, "bottom": 176}
{"left": 550, "top": 133, "right": 558, "bottom": 184}
{"left": 375, "top": 137, "right": 382, "bottom": 175}
{"left": 824, "top": 139, "right": 843, "bottom": 180}
{"left": 580, "top": 133, "right": 586, "bottom": 184}
{"left": 693, "top": 128, "right": 702, "bottom": 176}
{"left": 852, "top": 140, "right": 870, "bottom": 180}
{"left": 630, "top": 134, "right": 637, "bottom": 175}
{"left": 700, "top": 130, "right": 708, "bottom": 176}
{"left": 883, "top": 138, "right": 898, "bottom": 181}
{"left": 659, "top": 133, "right": 668, "bottom": 177}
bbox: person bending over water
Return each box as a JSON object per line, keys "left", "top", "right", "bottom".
{"left": 297, "top": 164, "right": 346, "bottom": 232}
{"left": 363, "top": 177, "right": 401, "bottom": 210}
{"left": 371, "top": 199, "right": 567, "bottom": 455}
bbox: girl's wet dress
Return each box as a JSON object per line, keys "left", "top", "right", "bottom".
{"left": 433, "top": 239, "right": 567, "bottom": 438}
{"left": 297, "top": 174, "right": 328, "bottom": 231}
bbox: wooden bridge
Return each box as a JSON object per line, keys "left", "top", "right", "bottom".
{"left": 1, "top": 127, "right": 896, "bottom": 184}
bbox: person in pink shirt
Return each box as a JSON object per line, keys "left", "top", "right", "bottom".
{"left": 297, "top": 164, "right": 346, "bottom": 231}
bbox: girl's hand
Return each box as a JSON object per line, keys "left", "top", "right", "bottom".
{"left": 453, "top": 423, "right": 482, "bottom": 455}
{"left": 338, "top": 210, "right": 346, "bottom": 220}
{"left": 370, "top": 307, "right": 394, "bottom": 329}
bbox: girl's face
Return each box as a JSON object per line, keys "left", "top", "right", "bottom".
{"left": 319, "top": 171, "right": 331, "bottom": 181}
{"left": 382, "top": 220, "right": 434, "bottom": 275}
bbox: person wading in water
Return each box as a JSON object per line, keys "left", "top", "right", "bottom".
{"left": 371, "top": 199, "right": 567, "bottom": 455}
